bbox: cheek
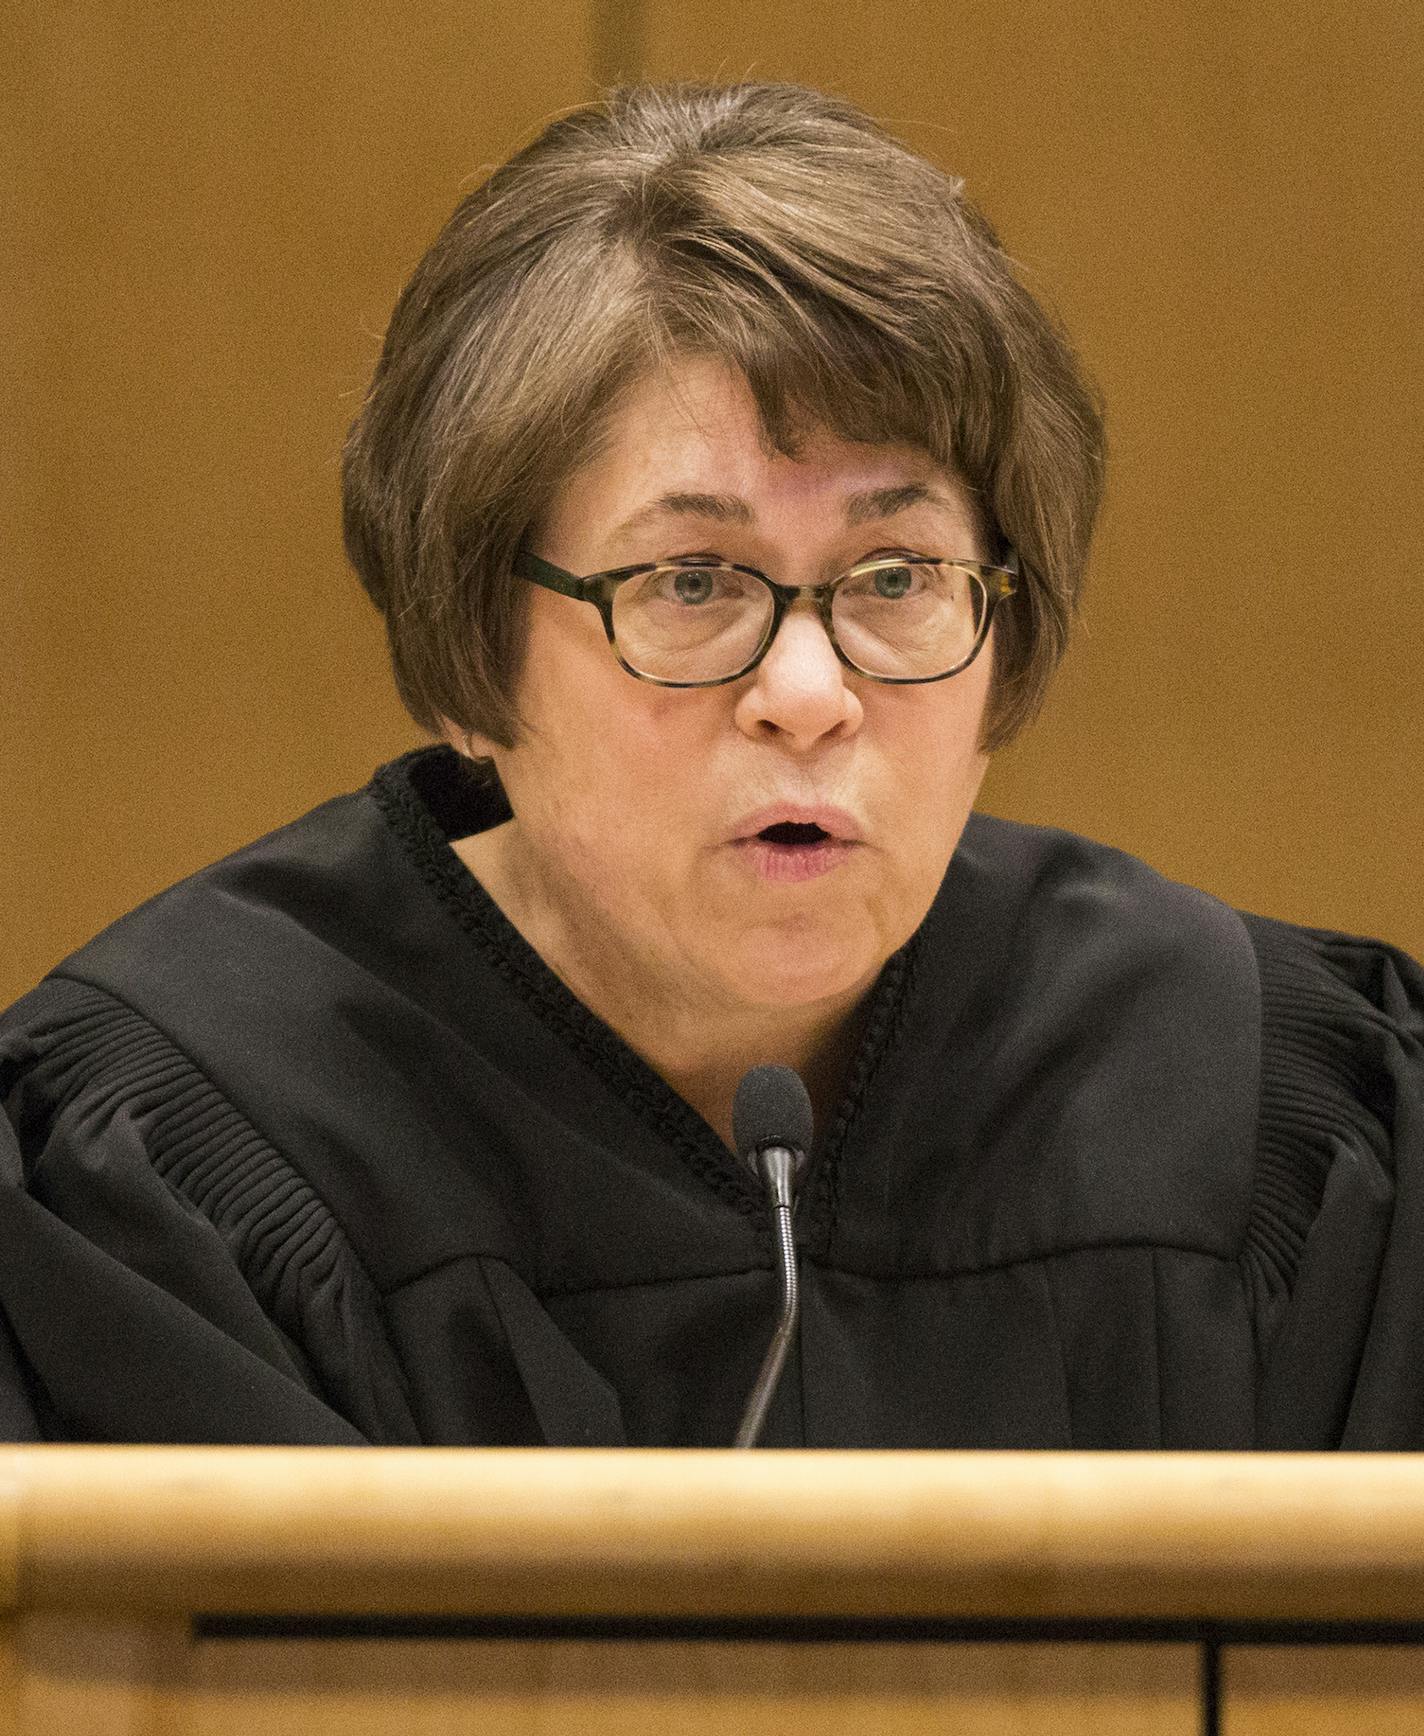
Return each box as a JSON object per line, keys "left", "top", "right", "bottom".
{"left": 943, "top": 652, "right": 995, "bottom": 768}
{"left": 878, "top": 668, "right": 991, "bottom": 810}
{"left": 517, "top": 652, "right": 712, "bottom": 847}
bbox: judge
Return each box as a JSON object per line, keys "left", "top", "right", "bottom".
{"left": 2, "top": 80, "right": 1421, "bottom": 1449}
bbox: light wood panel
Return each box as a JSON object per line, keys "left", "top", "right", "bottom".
{"left": 9, "top": 1448, "right": 1424, "bottom": 1622}
{"left": 18, "top": 1450, "right": 1424, "bottom": 1732}
{"left": 643, "top": 2, "right": 1424, "bottom": 959}
{"left": 5, "top": 1613, "right": 188, "bottom": 1736}
{"left": 2, "top": 4, "right": 595, "bottom": 1003}
{"left": 10, "top": 1634, "right": 1190, "bottom": 1736}
{"left": 1223, "top": 1646, "right": 1424, "bottom": 1735}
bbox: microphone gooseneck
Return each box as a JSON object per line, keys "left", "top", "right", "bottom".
{"left": 731, "top": 1065, "right": 813, "bottom": 1450}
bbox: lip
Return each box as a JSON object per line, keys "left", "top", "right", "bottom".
{"left": 732, "top": 835, "right": 858, "bottom": 885}
{"left": 730, "top": 803, "right": 864, "bottom": 844}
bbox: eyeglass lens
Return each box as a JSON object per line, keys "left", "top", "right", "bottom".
{"left": 609, "top": 561, "right": 987, "bottom": 682}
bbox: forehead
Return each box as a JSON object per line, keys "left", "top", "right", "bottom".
{"left": 552, "top": 355, "right": 974, "bottom": 535}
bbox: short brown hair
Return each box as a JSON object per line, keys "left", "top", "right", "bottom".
{"left": 342, "top": 80, "right": 1105, "bottom": 751}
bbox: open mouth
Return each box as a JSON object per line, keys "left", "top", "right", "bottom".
{"left": 734, "top": 816, "right": 853, "bottom": 882}
{"left": 758, "top": 821, "right": 831, "bottom": 847}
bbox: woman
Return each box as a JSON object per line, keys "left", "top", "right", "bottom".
{"left": 2, "top": 81, "right": 1420, "bottom": 1448}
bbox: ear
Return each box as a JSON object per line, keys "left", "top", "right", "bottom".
{"left": 438, "top": 717, "right": 501, "bottom": 763}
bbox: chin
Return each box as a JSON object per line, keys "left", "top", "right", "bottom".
{"left": 718, "top": 936, "right": 880, "bottom": 1011}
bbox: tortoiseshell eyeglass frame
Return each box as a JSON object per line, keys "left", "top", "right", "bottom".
{"left": 511, "top": 545, "right": 1020, "bottom": 688}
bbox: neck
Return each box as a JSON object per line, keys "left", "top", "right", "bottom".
{"left": 651, "top": 995, "right": 870, "bottom": 1153}
{"left": 453, "top": 825, "right": 872, "bottom": 1151}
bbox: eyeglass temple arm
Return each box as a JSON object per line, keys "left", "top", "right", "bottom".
{"left": 991, "top": 544, "right": 1020, "bottom": 597}
{"left": 512, "top": 548, "right": 591, "bottom": 600}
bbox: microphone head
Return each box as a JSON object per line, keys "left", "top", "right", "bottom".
{"left": 732, "top": 1064, "right": 814, "bottom": 1168}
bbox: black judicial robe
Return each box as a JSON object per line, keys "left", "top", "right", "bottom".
{"left": 2, "top": 745, "right": 1422, "bottom": 1448}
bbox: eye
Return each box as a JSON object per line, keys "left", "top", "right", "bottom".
{"left": 871, "top": 563, "right": 915, "bottom": 599}
{"left": 641, "top": 562, "right": 755, "bottom": 609}
{"left": 843, "top": 555, "right": 932, "bottom": 602}
{"left": 668, "top": 566, "right": 720, "bottom": 606}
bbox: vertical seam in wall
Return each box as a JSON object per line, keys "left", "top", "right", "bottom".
{"left": 1200, "top": 1634, "right": 1221, "bottom": 1736}
{"left": 591, "top": 0, "right": 644, "bottom": 92}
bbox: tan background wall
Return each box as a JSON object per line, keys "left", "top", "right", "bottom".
{"left": 4, "top": 1, "right": 1421, "bottom": 1008}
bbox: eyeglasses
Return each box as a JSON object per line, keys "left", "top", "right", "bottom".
{"left": 512, "top": 546, "right": 1019, "bottom": 688}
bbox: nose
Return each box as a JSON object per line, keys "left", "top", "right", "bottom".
{"left": 733, "top": 600, "right": 863, "bottom": 750}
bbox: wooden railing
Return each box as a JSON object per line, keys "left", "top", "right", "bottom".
{"left": 5, "top": 1448, "right": 1424, "bottom": 1733}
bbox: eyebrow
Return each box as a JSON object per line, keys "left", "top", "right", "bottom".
{"left": 610, "top": 482, "right": 963, "bottom": 541}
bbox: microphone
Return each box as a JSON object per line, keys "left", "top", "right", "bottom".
{"left": 731, "top": 1065, "right": 813, "bottom": 1449}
